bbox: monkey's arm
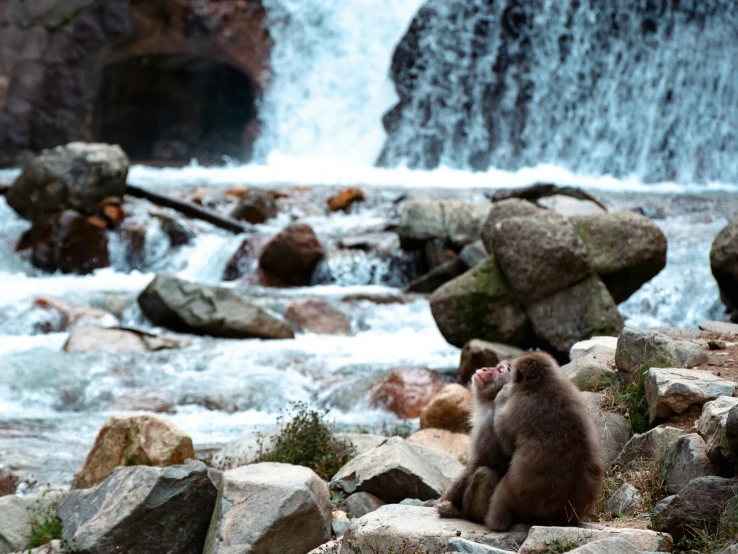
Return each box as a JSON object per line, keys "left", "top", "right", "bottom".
{"left": 436, "top": 466, "right": 472, "bottom": 518}
{"left": 493, "top": 400, "right": 517, "bottom": 457}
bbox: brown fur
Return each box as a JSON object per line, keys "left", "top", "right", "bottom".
{"left": 436, "top": 365, "right": 511, "bottom": 523}
{"left": 487, "top": 351, "right": 604, "bottom": 530}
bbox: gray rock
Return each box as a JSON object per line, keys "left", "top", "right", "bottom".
{"left": 480, "top": 199, "right": 544, "bottom": 252}
{"left": 698, "top": 320, "right": 738, "bottom": 337}
{"left": 645, "top": 368, "right": 736, "bottom": 423}
{"left": 10, "top": 541, "right": 62, "bottom": 554}
{"left": 490, "top": 211, "right": 591, "bottom": 303}
{"left": 339, "top": 505, "right": 528, "bottom": 554}
{"left": 458, "top": 339, "right": 525, "bottom": 386}
{"left": 662, "top": 434, "right": 722, "bottom": 494}
{"left": 710, "top": 218, "right": 738, "bottom": 315}
{"left": 330, "top": 436, "right": 462, "bottom": 503}
{"left": 562, "top": 345, "right": 618, "bottom": 391}
{"left": 538, "top": 195, "right": 606, "bottom": 217}
{"left": 398, "top": 498, "right": 425, "bottom": 506}
{"left": 209, "top": 428, "right": 279, "bottom": 470}
{"left": 570, "top": 336, "right": 618, "bottom": 361}
{"left": 726, "top": 405, "right": 738, "bottom": 462}
{"left": 697, "top": 397, "right": 738, "bottom": 462}
{"left": 59, "top": 460, "right": 217, "bottom": 554}
{"left": 429, "top": 255, "right": 528, "bottom": 348}
{"left": 527, "top": 276, "right": 623, "bottom": 357}
{"left": 6, "top": 143, "right": 129, "bottom": 222}
{"left": 458, "top": 240, "right": 489, "bottom": 269}
{"left": 332, "top": 521, "right": 350, "bottom": 537}
{"left": 580, "top": 392, "right": 632, "bottom": 468}
{"left": 614, "top": 427, "right": 684, "bottom": 468}
{"left": 138, "top": 274, "right": 294, "bottom": 339}
{"left": 307, "top": 541, "right": 341, "bottom": 554}
{"left": 565, "top": 537, "right": 642, "bottom": 554}
{"left": 203, "top": 463, "right": 331, "bottom": 554}
{"left": 518, "top": 525, "right": 669, "bottom": 553}
{"left": 605, "top": 483, "right": 644, "bottom": 516}
{"left": 0, "top": 488, "right": 65, "bottom": 554}
{"left": 332, "top": 434, "right": 387, "bottom": 457}
{"left": 446, "top": 538, "right": 516, "bottom": 553}
{"left": 615, "top": 328, "right": 709, "bottom": 385}
{"left": 570, "top": 212, "right": 667, "bottom": 303}
{"left": 345, "top": 492, "right": 386, "bottom": 519}
{"left": 655, "top": 476, "right": 738, "bottom": 539}
{"left": 398, "top": 200, "right": 491, "bottom": 249}
{"left": 405, "top": 260, "right": 464, "bottom": 294}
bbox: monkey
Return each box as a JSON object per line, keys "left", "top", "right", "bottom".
{"left": 486, "top": 351, "right": 604, "bottom": 531}
{"left": 436, "top": 363, "right": 512, "bottom": 523}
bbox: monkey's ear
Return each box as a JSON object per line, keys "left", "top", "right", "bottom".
{"left": 513, "top": 368, "right": 524, "bottom": 384}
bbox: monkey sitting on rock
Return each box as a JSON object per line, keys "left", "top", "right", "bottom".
{"left": 437, "top": 351, "right": 604, "bottom": 531}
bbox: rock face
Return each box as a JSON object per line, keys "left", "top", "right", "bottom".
{"left": 458, "top": 340, "right": 524, "bottom": 385}
{"left": 60, "top": 461, "right": 216, "bottom": 554}
{"left": 229, "top": 189, "right": 278, "bottom": 224}
{"left": 697, "top": 397, "right": 738, "bottom": 463}
{"left": 429, "top": 255, "right": 528, "bottom": 348}
{"left": 407, "top": 429, "right": 471, "bottom": 464}
{"left": 330, "top": 437, "right": 462, "bottom": 503}
{"left": 203, "top": 463, "right": 332, "bottom": 554}
{"left": 369, "top": 368, "right": 447, "bottom": 419}
{"left": 655, "top": 476, "right": 738, "bottom": 539}
{"left": 284, "top": 298, "right": 351, "bottom": 335}
{"left": 645, "top": 367, "right": 736, "bottom": 423}
{"left": 571, "top": 212, "right": 667, "bottom": 303}
{"left": 419, "top": 384, "right": 472, "bottom": 433}
{"left": 138, "top": 274, "right": 294, "bottom": 339}
{"left": 0, "top": 2, "right": 269, "bottom": 167}
{"left": 0, "top": 488, "right": 65, "bottom": 553}
{"left": 6, "top": 143, "right": 128, "bottom": 221}
{"left": 397, "top": 200, "right": 491, "bottom": 249}
{"left": 259, "top": 223, "right": 325, "bottom": 286}
{"left": 615, "top": 327, "right": 709, "bottom": 385}
{"left": 711, "top": 217, "right": 738, "bottom": 316}
{"left": 16, "top": 209, "right": 110, "bottom": 274}
{"left": 662, "top": 434, "right": 722, "bottom": 494}
{"left": 561, "top": 346, "right": 618, "bottom": 391}
{"left": 339, "top": 505, "right": 528, "bottom": 554}
{"left": 72, "top": 414, "right": 195, "bottom": 490}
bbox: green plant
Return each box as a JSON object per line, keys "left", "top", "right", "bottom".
{"left": 255, "top": 402, "right": 355, "bottom": 481}
{"left": 25, "top": 509, "right": 63, "bottom": 549}
{"left": 541, "top": 537, "right": 579, "bottom": 554}
{"left": 610, "top": 364, "right": 649, "bottom": 434}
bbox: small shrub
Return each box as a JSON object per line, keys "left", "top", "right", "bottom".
{"left": 25, "top": 508, "right": 63, "bottom": 549}
{"left": 255, "top": 402, "right": 355, "bottom": 481}
{"left": 609, "top": 364, "right": 649, "bottom": 434}
{"left": 541, "top": 537, "right": 579, "bottom": 554}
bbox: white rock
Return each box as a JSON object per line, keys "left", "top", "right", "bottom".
{"left": 566, "top": 537, "right": 642, "bottom": 554}
{"left": 307, "top": 541, "right": 341, "bottom": 554}
{"left": 446, "top": 537, "right": 516, "bottom": 553}
{"left": 10, "top": 540, "right": 62, "bottom": 554}
{"left": 538, "top": 195, "right": 606, "bottom": 217}
{"left": 332, "top": 433, "right": 387, "bottom": 456}
{"left": 0, "top": 489, "right": 65, "bottom": 554}
{"left": 518, "top": 525, "right": 670, "bottom": 553}
{"left": 697, "top": 396, "right": 738, "bottom": 462}
{"left": 203, "top": 463, "right": 332, "bottom": 554}
{"left": 645, "top": 368, "right": 737, "bottom": 423}
{"left": 570, "top": 337, "right": 618, "bottom": 361}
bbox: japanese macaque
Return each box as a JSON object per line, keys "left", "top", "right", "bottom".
{"left": 436, "top": 364, "right": 511, "bottom": 523}
{"left": 487, "top": 351, "right": 604, "bottom": 530}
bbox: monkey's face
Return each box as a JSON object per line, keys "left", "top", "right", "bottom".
{"left": 471, "top": 363, "right": 510, "bottom": 403}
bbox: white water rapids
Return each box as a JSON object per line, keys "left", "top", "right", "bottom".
{"left": 1, "top": 0, "right": 737, "bottom": 487}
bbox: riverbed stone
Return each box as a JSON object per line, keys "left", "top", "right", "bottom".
{"left": 203, "top": 463, "right": 332, "bottom": 554}
{"left": 59, "top": 460, "right": 217, "bottom": 554}
{"left": 229, "top": 189, "right": 278, "bottom": 224}
{"left": 6, "top": 143, "right": 129, "bottom": 222}
{"left": 458, "top": 339, "right": 525, "bottom": 385}
{"left": 259, "top": 223, "right": 325, "bottom": 286}
{"left": 697, "top": 397, "right": 738, "bottom": 462}
{"left": 72, "top": 414, "right": 195, "bottom": 490}
{"left": 330, "top": 436, "right": 462, "bottom": 503}
{"left": 526, "top": 276, "right": 623, "bottom": 357}
{"left": 419, "top": 384, "right": 472, "bottom": 433}
{"left": 138, "top": 274, "right": 294, "bottom": 339}
{"left": 562, "top": 345, "right": 618, "bottom": 391}
{"left": 571, "top": 211, "right": 667, "bottom": 303}
{"left": 518, "top": 525, "right": 669, "bottom": 553}
{"left": 616, "top": 328, "right": 709, "bottom": 385}
{"left": 710, "top": 218, "right": 738, "bottom": 316}
{"left": 606, "top": 483, "right": 644, "bottom": 516}
{"left": 429, "top": 255, "right": 528, "bottom": 348}
{"left": 662, "top": 434, "right": 722, "bottom": 494}
{"left": 284, "top": 298, "right": 351, "bottom": 335}
{"left": 405, "top": 260, "right": 464, "bottom": 293}
{"left": 570, "top": 336, "right": 618, "bottom": 361}
{"left": 645, "top": 368, "right": 737, "bottom": 423}
{"left": 407, "top": 429, "right": 471, "bottom": 464}
{"left": 339, "top": 505, "right": 528, "bottom": 554}
{"left": 398, "top": 200, "right": 491, "bottom": 249}
{"left": 369, "top": 368, "right": 447, "bottom": 419}
{"left": 480, "top": 199, "right": 544, "bottom": 253}
{"left": 614, "top": 426, "right": 684, "bottom": 468}
{"left": 538, "top": 194, "right": 606, "bottom": 217}
{"left": 0, "top": 488, "right": 65, "bottom": 554}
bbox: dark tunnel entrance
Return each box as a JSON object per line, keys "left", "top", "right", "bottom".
{"left": 94, "top": 55, "right": 257, "bottom": 164}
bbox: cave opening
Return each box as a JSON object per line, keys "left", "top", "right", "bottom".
{"left": 94, "top": 55, "right": 257, "bottom": 164}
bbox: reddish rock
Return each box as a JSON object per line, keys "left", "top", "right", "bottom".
{"left": 100, "top": 201, "right": 126, "bottom": 228}
{"left": 230, "top": 189, "right": 278, "bottom": 224}
{"left": 285, "top": 298, "right": 351, "bottom": 335}
{"left": 369, "top": 368, "right": 447, "bottom": 419}
{"left": 327, "top": 188, "right": 366, "bottom": 212}
{"left": 419, "top": 384, "right": 473, "bottom": 433}
{"left": 259, "top": 223, "right": 325, "bottom": 286}
{"left": 407, "top": 429, "right": 471, "bottom": 464}
{"left": 16, "top": 210, "right": 110, "bottom": 274}
{"left": 222, "top": 235, "right": 269, "bottom": 281}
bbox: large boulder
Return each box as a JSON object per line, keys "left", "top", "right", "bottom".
{"left": 259, "top": 223, "right": 325, "bottom": 286}
{"left": 59, "top": 461, "right": 217, "bottom": 554}
{"left": 339, "top": 505, "right": 528, "bottom": 554}
{"left": 480, "top": 199, "right": 544, "bottom": 252}
{"left": 697, "top": 397, "right": 738, "bottom": 463}
{"left": 138, "top": 274, "right": 294, "bottom": 339}
{"left": 203, "top": 463, "right": 332, "bottom": 554}
{"left": 571, "top": 211, "right": 667, "bottom": 303}
{"left": 458, "top": 340, "right": 524, "bottom": 385}
{"left": 398, "top": 200, "right": 491, "bottom": 249}
{"left": 16, "top": 210, "right": 110, "bottom": 274}
{"left": 645, "top": 368, "right": 737, "bottom": 423}
{"left": 710, "top": 217, "right": 738, "bottom": 315}
{"left": 6, "top": 143, "right": 129, "bottom": 222}
{"left": 526, "top": 276, "right": 623, "bottom": 356}
{"left": 429, "top": 255, "right": 528, "bottom": 348}
{"left": 0, "top": 488, "right": 65, "bottom": 554}
{"left": 419, "top": 384, "right": 472, "bottom": 433}
{"left": 561, "top": 346, "right": 618, "bottom": 391}
{"left": 614, "top": 426, "right": 683, "bottom": 468}
{"left": 369, "top": 368, "right": 446, "bottom": 419}
{"left": 655, "top": 476, "right": 738, "bottom": 539}
{"left": 662, "top": 434, "right": 722, "bottom": 494}
{"left": 487, "top": 211, "right": 590, "bottom": 303}
{"left": 72, "top": 414, "right": 195, "bottom": 490}
{"left": 616, "top": 328, "right": 709, "bottom": 385}
{"left": 330, "top": 437, "right": 462, "bottom": 503}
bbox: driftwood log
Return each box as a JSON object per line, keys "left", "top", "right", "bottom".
{"left": 487, "top": 182, "right": 608, "bottom": 211}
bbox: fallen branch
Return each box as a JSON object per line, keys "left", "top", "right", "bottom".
{"left": 487, "top": 182, "right": 608, "bottom": 211}
{"left": 125, "top": 184, "right": 247, "bottom": 234}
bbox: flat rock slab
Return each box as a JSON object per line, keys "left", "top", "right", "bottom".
{"left": 697, "top": 396, "right": 738, "bottom": 462}
{"left": 339, "top": 505, "right": 528, "bottom": 554}
{"left": 570, "top": 336, "right": 617, "bottom": 361}
{"left": 698, "top": 320, "right": 738, "bottom": 336}
{"left": 645, "top": 367, "right": 737, "bottom": 423}
{"left": 518, "top": 525, "right": 670, "bottom": 553}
